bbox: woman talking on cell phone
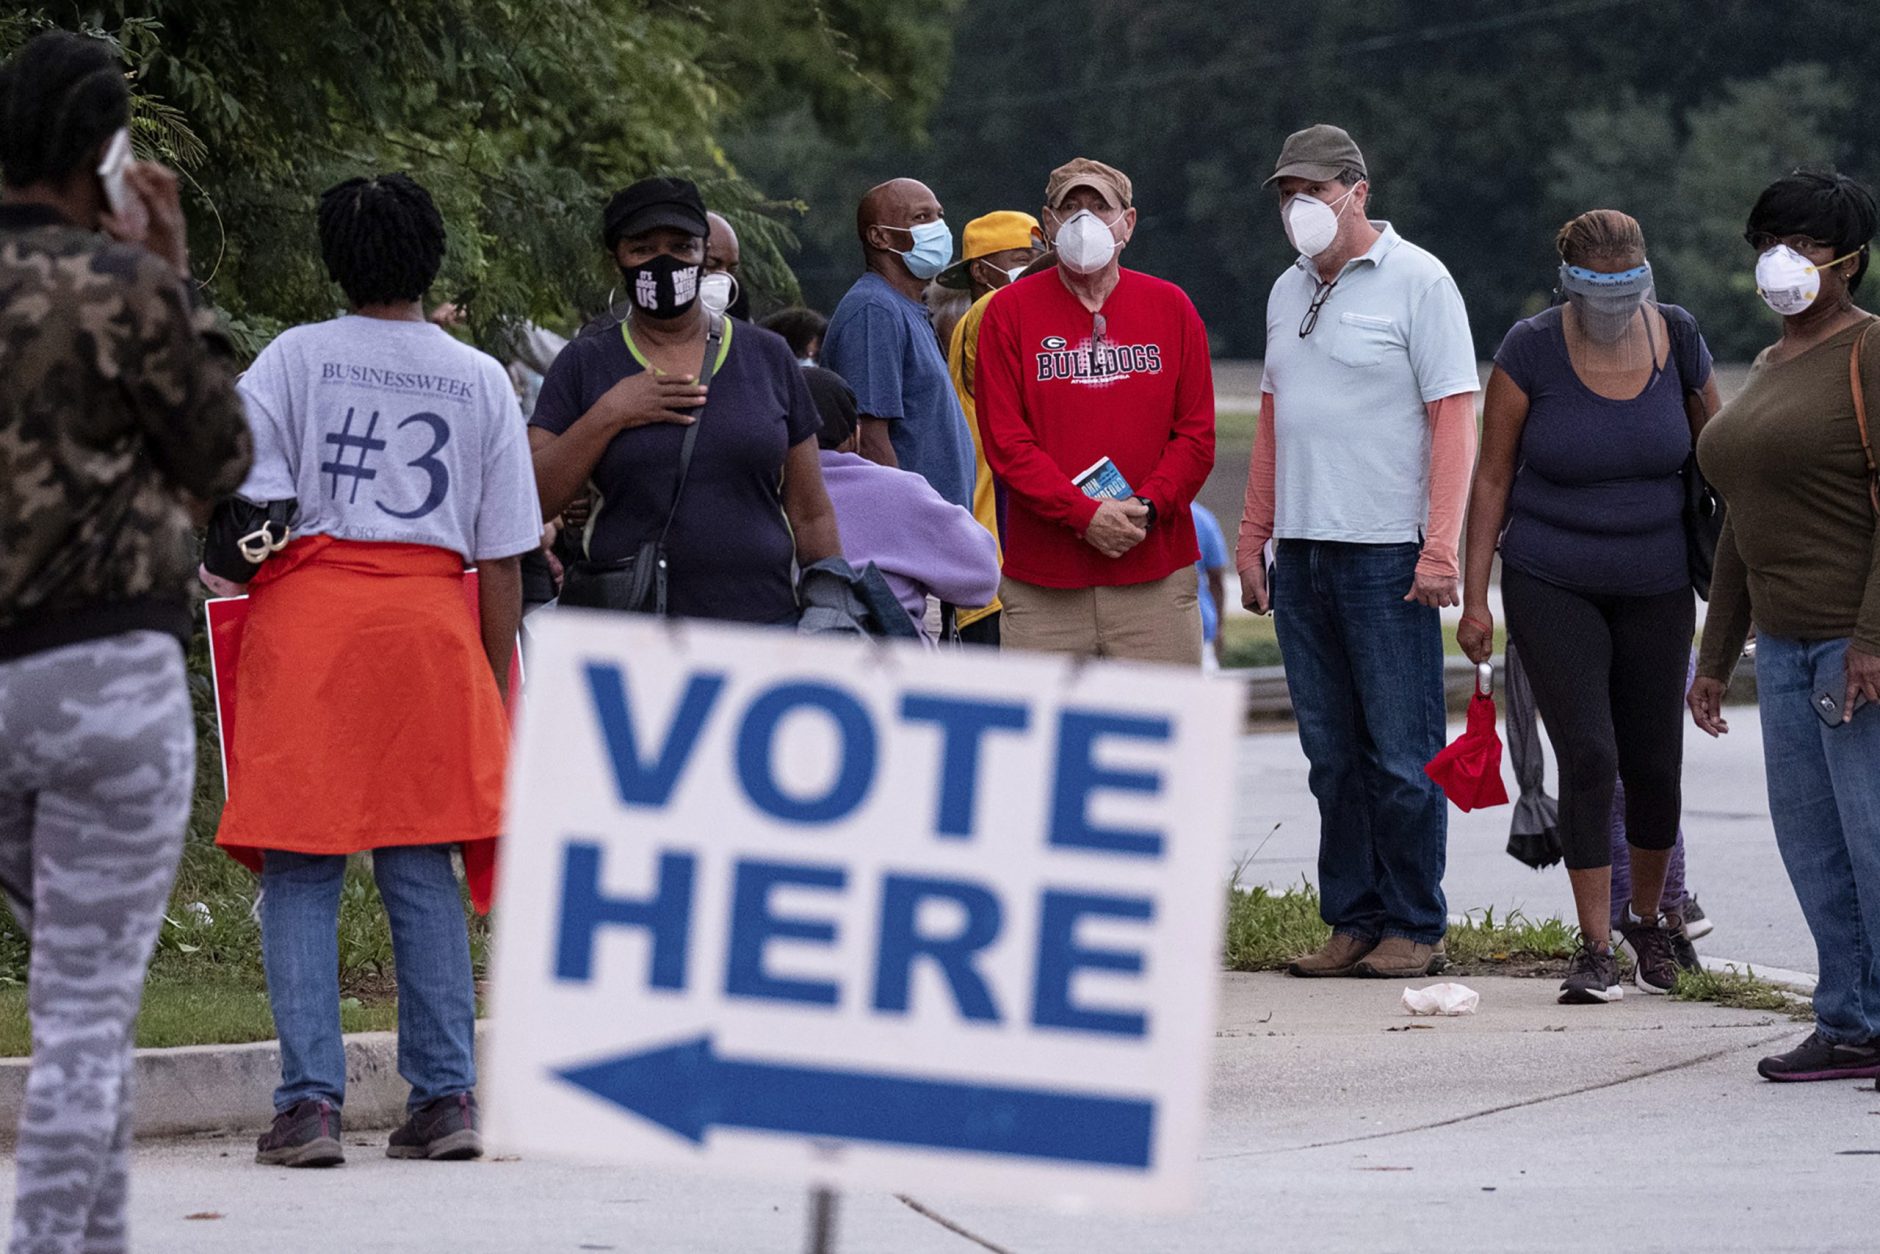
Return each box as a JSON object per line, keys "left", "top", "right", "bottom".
{"left": 0, "top": 31, "right": 252, "bottom": 1253}
{"left": 1691, "top": 170, "right": 1880, "bottom": 1087}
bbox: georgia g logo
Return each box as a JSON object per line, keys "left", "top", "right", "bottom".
{"left": 1041, "top": 335, "right": 1068, "bottom": 350}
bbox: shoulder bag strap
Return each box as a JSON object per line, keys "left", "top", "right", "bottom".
{"left": 654, "top": 315, "right": 726, "bottom": 549}
{"left": 1850, "top": 320, "right": 1880, "bottom": 517}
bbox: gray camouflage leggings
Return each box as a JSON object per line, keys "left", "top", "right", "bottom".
{"left": 0, "top": 633, "right": 193, "bottom": 1254}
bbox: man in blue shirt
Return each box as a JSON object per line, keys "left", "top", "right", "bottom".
{"left": 820, "top": 178, "right": 977, "bottom": 512}
{"left": 1193, "top": 501, "right": 1229, "bottom": 668}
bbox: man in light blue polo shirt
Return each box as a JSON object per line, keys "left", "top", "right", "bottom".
{"left": 1235, "top": 124, "right": 1480, "bottom": 980}
{"left": 821, "top": 177, "right": 977, "bottom": 513}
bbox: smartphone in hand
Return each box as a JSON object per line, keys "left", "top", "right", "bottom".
{"left": 96, "top": 128, "right": 148, "bottom": 239}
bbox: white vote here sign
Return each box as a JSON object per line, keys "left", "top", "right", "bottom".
{"left": 488, "top": 613, "right": 1235, "bottom": 1212}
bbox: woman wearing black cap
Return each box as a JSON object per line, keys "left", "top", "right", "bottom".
{"left": 529, "top": 176, "right": 841, "bottom": 622}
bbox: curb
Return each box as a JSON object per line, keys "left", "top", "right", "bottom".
{"left": 0, "top": 1024, "right": 490, "bottom": 1147}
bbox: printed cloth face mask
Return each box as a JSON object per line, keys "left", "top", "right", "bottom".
{"left": 1054, "top": 209, "right": 1124, "bottom": 274}
{"left": 885, "top": 218, "right": 955, "bottom": 280}
{"left": 622, "top": 254, "right": 701, "bottom": 319}
{"left": 1755, "top": 243, "right": 1860, "bottom": 316}
{"left": 1282, "top": 184, "right": 1359, "bottom": 259}
{"left": 1558, "top": 261, "right": 1654, "bottom": 344}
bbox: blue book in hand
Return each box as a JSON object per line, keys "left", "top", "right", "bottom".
{"left": 1073, "top": 456, "right": 1134, "bottom": 501}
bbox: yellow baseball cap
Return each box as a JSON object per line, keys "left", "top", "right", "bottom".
{"left": 937, "top": 211, "right": 1042, "bottom": 289}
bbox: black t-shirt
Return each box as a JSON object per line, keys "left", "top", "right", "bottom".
{"left": 531, "top": 318, "right": 822, "bottom": 624}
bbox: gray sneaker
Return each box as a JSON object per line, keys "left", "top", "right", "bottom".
{"left": 387, "top": 1092, "right": 482, "bottom": 1161}
{"left": 255, "top": 1099, "right": 344, "bottom": 1168}
{"left": 1680, "top": 897, "right": 1713, "bottom": 941}
{"left": 1618, "top": 913, "right": 1683, "bottom": 995}
{"left": 1559, "top": 943, "right": 1623, "bottom": 1004}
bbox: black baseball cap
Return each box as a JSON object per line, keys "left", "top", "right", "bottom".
{"left": 602, "top": 177, "right": 708, "bottom": 250}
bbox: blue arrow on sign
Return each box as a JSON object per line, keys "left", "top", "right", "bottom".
{"left": 556, "top": 1036, "right": 1155, "bottom": 1168}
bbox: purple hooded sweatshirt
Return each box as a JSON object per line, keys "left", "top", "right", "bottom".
{"left": 817, "top": 449, "right": 1000, "bottom": 635}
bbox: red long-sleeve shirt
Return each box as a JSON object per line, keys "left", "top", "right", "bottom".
{"left": 975, "top": 268, "right": 1216, "bottom": 588}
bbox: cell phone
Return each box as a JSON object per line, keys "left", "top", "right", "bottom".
{"left": 1814, "top": 674, "right": 1869, "bottom": 727}
{"left": 97, "top": 128, "right": 134, "bottom": 217}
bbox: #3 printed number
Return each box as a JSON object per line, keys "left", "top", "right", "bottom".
{"left": 321, "top": 408, "right": 452, "bottom": 520}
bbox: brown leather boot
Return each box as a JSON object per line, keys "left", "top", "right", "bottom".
{"left": 1286, "top": 932, "right": 1378, "bottom": 978}
{"left": 1352, "top": 936, "right": 1447, "bottom": 978}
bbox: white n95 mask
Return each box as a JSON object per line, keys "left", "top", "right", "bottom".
{"left": 1282, "top": 185, "right": 1358, "bottom": 259}
{"left": 1755, "top": 243, "right": 1859, "bottom": 317}
{"left": 1054, "top": 210, "right": 1122, "bottom": 275}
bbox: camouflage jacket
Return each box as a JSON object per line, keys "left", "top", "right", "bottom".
{"left": 0, "top": 203, "right": 251, "bottom": 659}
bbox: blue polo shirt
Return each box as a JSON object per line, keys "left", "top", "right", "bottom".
{"left": 821, "top": 272, "right": 977, "bottom": 511}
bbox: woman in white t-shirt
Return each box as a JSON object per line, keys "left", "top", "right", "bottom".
{"left": 211, "top": 174, "right": 542, "bottom": 1169}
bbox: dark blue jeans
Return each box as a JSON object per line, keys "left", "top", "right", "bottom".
{"left": 1274, "top": 540, "right": 1449, "bottom": 943}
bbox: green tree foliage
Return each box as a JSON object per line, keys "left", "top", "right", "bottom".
{"left": 0, "top": 2, "right": 957, "bottom": 351}
{"left": 746, "top": 0, "right": 1880, "bottom": 359}
{"left": 1550, "top": 65, "right": 1852, "bottom": 359}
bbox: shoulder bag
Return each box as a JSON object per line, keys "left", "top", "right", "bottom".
{"left": 1666, "top": 305, "right": 1724, "bottom": 599}
{"left": 1850, "top": 320, "right": 1880, "bottom": 517}
{"left": 559, "top": 318, "right": 724, "bottom": 614}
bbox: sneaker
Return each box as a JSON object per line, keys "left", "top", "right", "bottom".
{"left": 255, "top": 1099, "right": 344, "bottom": 1168}
{"left": 1617, "top": 912, "right": 1682, "bottom": 994}
{"left": 1680, "top": 897, "right": 1714, "bottom": 942}
{"left": 1756, "top": 1032, "right": 1880, "bottom": 1083}
{"left": 1287, "top": 932, "right": 1377, "bottom": 978}
{"left": 1558, "top": 943, "right": 1623, "bottom": 1004}
{"left": 387, "top": 1092, "right": 483, "bottom": 1161}
{"left": 1668, "top": 927, "right": 1701, "bottom": 975}
{"left": 1352, "top": 936, "right": 1447, "bottom": 979}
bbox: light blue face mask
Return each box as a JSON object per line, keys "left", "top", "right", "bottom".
{"left": 886, "top": 218, "right": 954, "bottom": 280}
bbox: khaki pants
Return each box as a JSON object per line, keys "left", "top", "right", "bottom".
{"left": 999, "top": 571, "right": 1202, "bottom": 666}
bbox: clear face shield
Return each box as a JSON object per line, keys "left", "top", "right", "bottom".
{"left": 1558, "top": 261, "right": 1654, "bottom": 345}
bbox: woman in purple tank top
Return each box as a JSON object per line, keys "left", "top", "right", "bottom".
{"left": 1456, "top": 210, "right": 1722, "bottom": 1006}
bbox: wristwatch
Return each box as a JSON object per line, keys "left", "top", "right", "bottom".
{"left": 1135, "top": 496, "right": 1158, "bottom": 528}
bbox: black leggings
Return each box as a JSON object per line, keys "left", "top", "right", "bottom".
{"left": 1500, "top": 566, "right": 1695, "bottom": 871}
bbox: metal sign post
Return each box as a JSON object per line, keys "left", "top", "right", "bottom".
{"left": 805, "top": 1187, "right": 837, "bottom": 1254}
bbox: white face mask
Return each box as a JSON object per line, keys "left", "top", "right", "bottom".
{"left": 1282, "top": 185, "right": 1359, "bottom": 259}
{"left": 698, "top": 270, "right": 738, "bottom": 319}
{"left": 1054, "top": 209, "right": 1123, "bottom": 274}
{"left": 1755, "top": 243, "right": 1858, "bottom": 317}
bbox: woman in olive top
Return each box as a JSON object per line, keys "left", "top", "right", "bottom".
{"left": 1693, "top": 170, "right": 1880, "bottom": 1085}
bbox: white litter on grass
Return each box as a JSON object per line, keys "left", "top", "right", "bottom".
{"left": 1401, "top": 982, "right": 1480, "bottom": 1016}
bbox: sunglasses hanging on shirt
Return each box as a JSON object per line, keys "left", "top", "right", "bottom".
{"left": 1299, "top": 277, "right": 1339, "bottom": 338}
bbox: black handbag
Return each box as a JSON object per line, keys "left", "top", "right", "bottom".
{"left": 1662, "top": 303, "right": 1723, "bottom": 600}
{"left": 559, "top": 318, "right": 723, "bottom": 614}
{"left": 202, "top": 496, "right": 297, "bottom": 583}
{"left": 1682, "top": 455, "right": 1723, "bottom": 601}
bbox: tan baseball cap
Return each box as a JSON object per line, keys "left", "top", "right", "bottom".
{"left": 1045, "top": 158, "right": 1133, "bottom": 211}
{"left": 1265, "top": 124, "right": 1367, "bottom": 187}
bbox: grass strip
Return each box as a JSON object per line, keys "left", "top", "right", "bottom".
{"left": 1672, "top": 966, "right": 1813, "bottom": 1020}
{"left": 0, "top": 976, "right": 398, "bottom": 1056}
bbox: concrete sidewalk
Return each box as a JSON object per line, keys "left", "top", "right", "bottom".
{"left": 6, "top": 973, "right": 1871, "bottom": 1253}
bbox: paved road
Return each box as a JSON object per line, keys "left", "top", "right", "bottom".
{"left": 8, "top": 976, "right": 1869, "bottom": 1253}
{"left": 1232, "top": 713, "right": 1817, "bottom": 976}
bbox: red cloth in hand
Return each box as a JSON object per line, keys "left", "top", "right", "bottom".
{"left": 1425, "top": 693, "right": 1511, "bottom": 812}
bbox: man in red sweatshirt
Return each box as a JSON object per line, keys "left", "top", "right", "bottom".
{"left": 975, "top": 158, "right": 1216, "bottom": 664}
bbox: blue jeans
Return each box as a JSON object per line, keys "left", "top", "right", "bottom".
{"left": 260, "top": 845, "right": 477, "bottom": 1112}
{"left": 1756, "top": 634, "right": 1880, "bottom": 1044}
{"left": 1274, "top": 541, "right": 1449, "bottom": 942}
